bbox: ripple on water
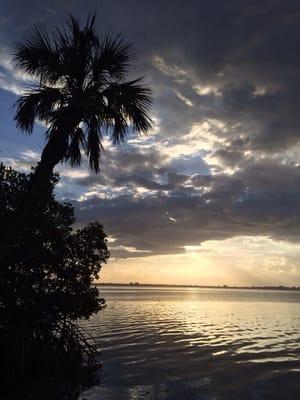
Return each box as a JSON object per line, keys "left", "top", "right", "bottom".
{"left": 79, "top": 287, "right": 300, "bottom": 400}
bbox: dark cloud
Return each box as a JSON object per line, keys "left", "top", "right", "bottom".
{"left": 1, "top": 0, "right": 300, "bottom": 260}
{"left": 2, "top": 0, "right": 300, "bottom": 153}
{"left": 71, "top": 159, "right": 300, "bottom": 258}
{"left": 2, "top": 0, "right": 300, "bottom": 155}
{"left": 211, "top": 149, "right": 245, "bottom": 168}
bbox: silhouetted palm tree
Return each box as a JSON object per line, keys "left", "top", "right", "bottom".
{"left": 14, "top": 15, "right": 152, "bottom": 176}
{"left": 0, "top": 15, "right": 152, "bottom": 263}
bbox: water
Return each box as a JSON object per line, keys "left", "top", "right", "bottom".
{"left": 79, "top": 286, "right": 300, "bottom": 400}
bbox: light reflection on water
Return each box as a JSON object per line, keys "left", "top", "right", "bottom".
{"left": 79, "top": 287, "right": 300, "bottom": 399}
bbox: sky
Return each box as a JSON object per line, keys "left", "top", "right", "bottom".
{"left": 1, "top": 0, "right": 300, "bottom": 286}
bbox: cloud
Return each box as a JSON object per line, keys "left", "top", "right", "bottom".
{"left": 68, "top": 157, "right": 300, "bottom": 258}
{"left": 2, "top": 0, "right": 300, "bottom": 270}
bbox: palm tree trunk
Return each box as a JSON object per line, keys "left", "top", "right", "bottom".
{"left": 0, "top": 131, "right": 69, "bottom": 265}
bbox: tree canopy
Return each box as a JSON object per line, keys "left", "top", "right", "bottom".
{"left": 0, "top": 163, "right": 110, "bottom": 399}
{"left": 0, "top": 163, "right": 109, "bottom": 326}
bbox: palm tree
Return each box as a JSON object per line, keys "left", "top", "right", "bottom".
{"left": 1, "top": 15, "right": 152, "bottom": 262}
{"left": 15, "top": 14, "right": 152, "bottom": 177}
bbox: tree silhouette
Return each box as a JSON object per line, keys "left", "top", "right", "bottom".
{"left": 0, "top": 163, "right": 109, "bottom": 399}
{"left": 14, "top": 15, "right": 152, "bottom": 175}
{"left": 0, "top": 14, "right": 152, "bottom": 262}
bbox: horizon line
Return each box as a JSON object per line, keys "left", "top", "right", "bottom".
{"left": 95, "top": 282, "right": 300, "bottom": 291}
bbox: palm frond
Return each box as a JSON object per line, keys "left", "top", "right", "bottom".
{"left": 55, "top": 15, "right": 99, "bottom": 86}
{"left": 86, "top": 118, "right": 103, "bottom": 173}
{"left": 14, "top": 86, "right": 64, "bottom": 132}
{"left": 98, "top": 105, "right": 129, "bottom": 145}
{"left": 102, "top": 79, "right": 152, "bottom": 143}
{"left": 92, "top": 34, "right": 134, "bottom": 82}
{"left": 14, "top": 27, "right": 62, "bottom": 84}
{"left": 67, "top": 127, "right": 85, "bottom": 166}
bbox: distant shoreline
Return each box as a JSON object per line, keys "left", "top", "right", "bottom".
{"left": 96, "top": 282, "right": 300, "bottom": 291}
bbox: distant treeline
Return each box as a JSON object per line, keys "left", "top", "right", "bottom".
{"left": 96, "top": 283, "right": 300, "bottom": 291}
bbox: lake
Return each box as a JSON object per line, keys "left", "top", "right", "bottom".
{"left": 79, "top": 286, "right": 300, "bottom": 400}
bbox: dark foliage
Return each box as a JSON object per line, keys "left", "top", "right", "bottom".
{"left": 0, "top": 164, "right": 110, "bottom": 399}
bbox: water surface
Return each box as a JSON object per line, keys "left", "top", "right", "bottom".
{"left": 80, "top": 286, "right": 300, "bottom": 399}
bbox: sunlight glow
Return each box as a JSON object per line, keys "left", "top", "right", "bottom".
{"left": 100, "top": 236, "right": 300, "bottom": 287}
